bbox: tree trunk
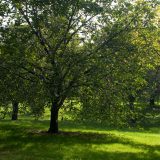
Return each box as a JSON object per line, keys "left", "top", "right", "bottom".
{"left": 149, "top": 98, "right": 155, "bottom": 109}
{"left": 128, "top": 95, "right": 136, "bottom": 126}
{"left": 129, "top": 95, "right": 135, "bottom": 111}
{"left": 48, "top": 101, "right": 59, "bottom": 133}
{"left": 12, "top": 101, "right": 19, "bottom": 120}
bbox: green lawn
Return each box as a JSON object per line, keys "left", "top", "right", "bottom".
{"left": 0, "top": 119, "right": 160, "bottom": 160}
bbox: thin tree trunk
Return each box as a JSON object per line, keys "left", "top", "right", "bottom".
{"left": 128, "top": 95, "right": 136, "bottom": 126}
{"left": 12, "top": 101, "right": 19, "bottom": 120}
{"left": 149, "top": 98, "right": 155, "bottom": 109}
{"left": 48, "top": 101, "right": 59, "bottom": 133}
{"left": 129, "top": 95, "right": 135, "bottom": 111}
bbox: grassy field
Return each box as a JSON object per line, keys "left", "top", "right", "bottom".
{"left": 0, "top": 118, "right": 160, "bottom": 160}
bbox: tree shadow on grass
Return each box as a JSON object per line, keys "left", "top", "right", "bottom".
{"left": 1, "top": 118, "right": 160, "bottom": 134}
{"left": 58, "top": 120, "right": 160, "bottom": 135}
{"left": 0, "top": 123, "right": 160, "bottom": 160}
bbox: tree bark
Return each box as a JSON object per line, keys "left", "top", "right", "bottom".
{"left": 48, "top": 101, "right": 59, "bottom": 133}
{"left": 11, "top": 101, "right": 19, "bottom": 120}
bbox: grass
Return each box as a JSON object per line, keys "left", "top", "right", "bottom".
{"left": 0, "top": 118, "right": 160, "bottom": 160}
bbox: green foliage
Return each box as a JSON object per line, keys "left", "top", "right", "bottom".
{"left": 0, "top": 104, "right": 10, "bottom": 119}
{"left": 0, "top": 0, "right": 160, "bottom": 130}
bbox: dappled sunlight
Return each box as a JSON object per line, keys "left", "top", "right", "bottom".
{"left": 0, "top": 120, "right": 160, "bottom": 160}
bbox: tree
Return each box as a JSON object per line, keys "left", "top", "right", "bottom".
{"left": 1, "top": 0, "right": 112, "bottom": 133}
{"left": 78, "top": 0, "right": 160, "bottom": 126}
{"left": 1, "top": 0, "right": 159, "bottom": 132}
{"left": 0, "top": 25, "right": 42, "bottom": 120}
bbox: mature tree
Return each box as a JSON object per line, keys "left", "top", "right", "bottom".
{"left": 1, "top": 0, "right": 159, "bottom": 132}
{"left": 1, "top": 0, "right": 112, "bottom": 133}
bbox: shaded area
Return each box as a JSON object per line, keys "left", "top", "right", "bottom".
{"left": 0, "top": 120, "right": 160, "bottom": 160}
